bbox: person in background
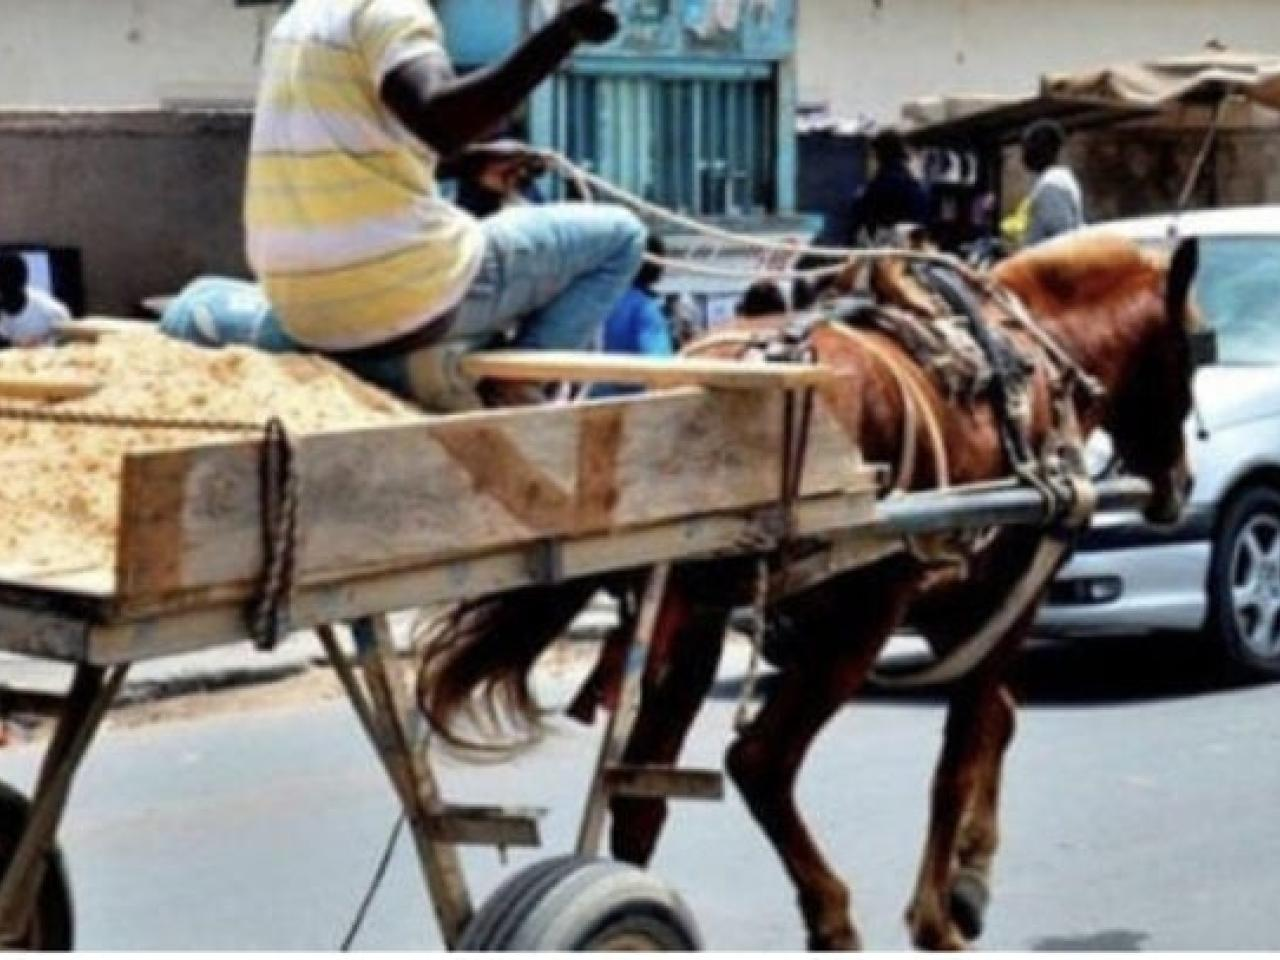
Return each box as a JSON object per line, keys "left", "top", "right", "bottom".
{"left": 1010, "top": 119, "right": 1085, "bottom": 248}
{"left": 0, "top": 254, "right": 68, "bottom": 349}
{"left": 849, "top": 128, "right": 932, "bottom": 245}
{"left": 736, "top": 279, "right": 788, "bottom": 318}
{"left": 591, "top": 235, "right": 674, "bottom": 398}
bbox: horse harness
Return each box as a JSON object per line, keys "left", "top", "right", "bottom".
{"left": 691, "top": 265, "right": 1103, "bottom": 535}
{"left": 687, "top": 260, "right": 1108, "bottom": 696}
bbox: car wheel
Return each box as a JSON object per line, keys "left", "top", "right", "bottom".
{"left": 1208, "top": 486, "right": 1280, "bottom": 677}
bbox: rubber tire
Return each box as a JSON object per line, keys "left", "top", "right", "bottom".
{"left": 458, "top": 856, "right": 702, "bottom": 951}
{"left": 0, "top": 781, "right": 74, "bottom": 950}
{"left": 1207, "top": 486, "right": 1280, "bottom": 678}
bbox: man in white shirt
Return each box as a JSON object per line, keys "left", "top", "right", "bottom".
{"left": 1020, "top": 120, "right": 1085, "bottom": 247}
{"left": 0, "top": 254, "right": 69, "bottom": 348}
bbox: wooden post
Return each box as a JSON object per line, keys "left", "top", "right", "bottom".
{"left": 345, "top": 617, "right": 474, "bottom": 948}
{"left": 575, "top": 563, "right": 671, "bottom": 856}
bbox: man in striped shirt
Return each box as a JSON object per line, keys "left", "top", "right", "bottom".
{"left": 243, "top": 0, "right": 645, "bottom": 409}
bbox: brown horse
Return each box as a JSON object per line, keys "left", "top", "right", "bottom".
{"left": 417, "top": 231, "right": 1200, "bottom": 950}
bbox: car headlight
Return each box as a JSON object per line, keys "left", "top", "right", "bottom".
{"left": 1083, "top": 430, "right": 1117, "bottom": 479}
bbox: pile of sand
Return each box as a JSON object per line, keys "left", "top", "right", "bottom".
{"left": 0, "top": 332, "right": 424, "bottom": 577}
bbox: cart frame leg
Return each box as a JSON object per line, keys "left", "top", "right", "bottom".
{"left": 576, "top": 564, "right": 672, "bottom": 856}
{"left": 319, "top": 617, "right": 473, "bottom": 948}
{"left": 0, "top": 663, "right": 126, "bottom": 947}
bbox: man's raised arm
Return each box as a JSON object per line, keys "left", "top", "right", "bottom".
{"left": 382, "top": 0, "right": 618, "bottom": 159}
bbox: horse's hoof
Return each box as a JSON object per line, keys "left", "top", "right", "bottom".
{"left": 948, "top": 868, "right": 990, "bottom": 942}
{"left": 807, "top": 927, "right": 860, "bottom": 952}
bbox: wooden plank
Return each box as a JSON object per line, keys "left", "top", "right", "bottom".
{"left": 0, "top": 604, "right": 90, "bottom": 662}
{"left": 577, "top": 565, "right": 671, "bottom": 856}
{"left": 0, "top": 375, "right": 101, "bottom": 402}
{"left": 355, "top": 614, "right": 472, "bottom": 947}
{"left": 113, "top": 387, "right": 860, "bottom": 611}
{"left": 53, "top": 317, "right": 158, "bottom": 342}
{"left": 78, "top": 485, "right": 879, "bottom": 666}
{"left": 603, "top": 766, "right": 724, "bottom": 801}
{"left": 460, "top": 350, "right": 835, "bottom": 390}
{"left": 428, "top": 806, "right": 544, "bottom": 848}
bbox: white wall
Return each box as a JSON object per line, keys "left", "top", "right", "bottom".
{"left": 0, "top": 0, "right": 273, "bottom": 107}
{"left": 5, "top": 0, "right": 1278, "bottom": 118}
{"left": 798, "top": 0, "right": 1280, "bottom": 124}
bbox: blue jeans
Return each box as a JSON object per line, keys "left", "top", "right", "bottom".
{"left": 449, "top": 203, "right": 646, "bottom": 350}
{"left": 160, "top": 203, "right": 645, "bottom": 410}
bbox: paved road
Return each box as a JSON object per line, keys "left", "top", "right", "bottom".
{"left": 2, "top": 634, "right": 1279, "bottom": 951}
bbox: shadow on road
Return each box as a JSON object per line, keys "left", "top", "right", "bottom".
{"left": 712, "top": 633, "right": 1276, "bottom": 710}
{"left": 1031, "top": 928, "right": 1150, "bottom": 951}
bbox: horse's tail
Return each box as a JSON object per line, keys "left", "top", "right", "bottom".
{"left": 416, "top": 580, "right": 599, "bottom": 756}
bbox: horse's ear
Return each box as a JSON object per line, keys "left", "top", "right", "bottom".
{"left": 1166, "top": 237, "right": 1199, "bottom": 331}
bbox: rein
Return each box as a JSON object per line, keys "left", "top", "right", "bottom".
{"left": 548, "top": 153, "right": 1107, "bottom": 689}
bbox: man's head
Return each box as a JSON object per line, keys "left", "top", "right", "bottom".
{"left": 0, "top": 254, "right": 28, "bottom": 313}
{"left": 1021, "top": 119, "right": 1066, "bottom": 174}
{"left": 871, "top": 129, "right": 909, "bottom": 171}
{"left": 738, "top": 280, "right": 788, "bottom": 317}
{"left": 634, "top": 234, "right": 665, "bottom": 292}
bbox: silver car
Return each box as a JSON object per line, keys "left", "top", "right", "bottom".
{"left": 1037, "top": 206, "right": 1280, "bottom": 676}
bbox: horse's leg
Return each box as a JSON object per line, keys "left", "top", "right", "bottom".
{"left": 904, "top": 617, "right": 1027, "bottom": 950}
{"left": 950, "top": 683, "right": 1016, "bottom": 937}
{"left": 727, "top": 560, "right": 914, "bottom": 951}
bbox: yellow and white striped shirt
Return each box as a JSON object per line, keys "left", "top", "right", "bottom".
{"left": 245, "top": 0, "right": 484, "bottom": 351}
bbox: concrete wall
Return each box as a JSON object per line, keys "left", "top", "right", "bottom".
{"left": 798, "top": 0, "right": 1280, "bottom": 125}
{"left": 0, "top": 0, "right": 272, "bottom": 108}
{"left": 3, "top": 0, "right": 1278, "bottom": 122}
{"left": 0, "top": 111, "right": 252, "bottom": 315}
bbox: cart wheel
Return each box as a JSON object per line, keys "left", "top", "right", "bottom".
{"left": 458, "top": 856, "right": 701, "bottom": 951}
{"left": 0, "top": 781, "right": 74, "bottom": 950}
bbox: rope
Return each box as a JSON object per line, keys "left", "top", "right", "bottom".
{"left": 827, "top": 323, "right": 951, "bottom": 489}
{"left": 536, "top": 151, "right": 983, "bottom": 283}
{"left": 340, "top": 814, "right": 407, "bottom": 950}
{"left": 988, "top": 286, "right": 1105, "bottom": 404}
{"left": 251, "top": 416, "right": 300, "bottom": 651}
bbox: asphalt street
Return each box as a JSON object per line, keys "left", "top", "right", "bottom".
{"left": 2, "top": 634, "right": 1279, "bottom": 951}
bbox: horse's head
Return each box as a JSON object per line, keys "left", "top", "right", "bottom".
{"left": 1103, "top": 238, "right": 1200, "bottom": 525}
{"left": 996, "top": 233, "right": 1202, "bottom": 527}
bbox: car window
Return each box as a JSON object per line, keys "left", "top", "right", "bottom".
{"left": 1194, "top": 237, "right": 1280, "bottom": 364}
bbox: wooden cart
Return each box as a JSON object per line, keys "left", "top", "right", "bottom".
{"left": 0, "top": 356, "right": 1149, "bottom": 950}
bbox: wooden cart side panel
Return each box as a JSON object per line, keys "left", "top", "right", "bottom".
{"left": 114, "top": 389, "right": 858, "bottom": 611}
{"left": 89, "top": 487, "right": 879, "bottom": 666}
{"left": 0, "top": 604, "right": 90, "bottom": 661}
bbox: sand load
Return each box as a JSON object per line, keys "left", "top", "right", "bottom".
{"left": 0, "top": 332, "right": 423, "bottom": 576}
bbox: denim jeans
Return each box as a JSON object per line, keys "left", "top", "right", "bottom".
{"left": 160, "top": 203, "right": 646, "bottom": 411}
{"left": 449, "top": 202, "right": 646, "bottom": 350}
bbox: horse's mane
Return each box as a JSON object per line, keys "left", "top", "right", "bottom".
{"left": 993, "top": 230, "right": 1164, "bottom": 311}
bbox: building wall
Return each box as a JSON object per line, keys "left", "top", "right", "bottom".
{"left": 798, "top": 0, "right": 1280, "bottom": 125}
{"left": 0, "top": 0, "right": 272, "bottom": 107}
{"left": 3, "top": 0, "right": 1277, "bottom": 121}
{"left": 0, "top": 111, "right": 252, "bottom": 314}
